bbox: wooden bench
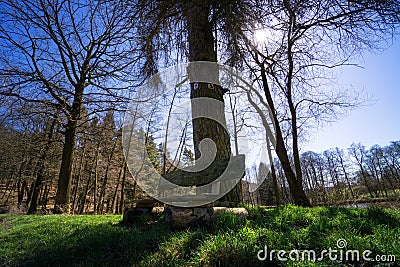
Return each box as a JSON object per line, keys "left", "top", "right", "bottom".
{"left": 123, "top": 155, "right": 245, "bottom": 227}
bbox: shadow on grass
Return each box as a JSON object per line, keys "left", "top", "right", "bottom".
{"left": 14, "top": 219, "right": 173, "bottom": 267}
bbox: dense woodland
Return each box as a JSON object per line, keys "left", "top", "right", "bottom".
{"left": 1, "top": 0, "right": 400, "bottom": 214}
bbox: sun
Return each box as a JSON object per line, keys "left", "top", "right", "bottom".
{"left": 254, "top": 28, "right": 269, "bottom": 45}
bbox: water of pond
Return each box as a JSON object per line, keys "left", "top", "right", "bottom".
{"left": 329, "top": 203, "right": 370, "bottom": 208}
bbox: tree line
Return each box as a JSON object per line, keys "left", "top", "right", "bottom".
{"left": 248, "top": 141, "right": 400, "bottom": 206}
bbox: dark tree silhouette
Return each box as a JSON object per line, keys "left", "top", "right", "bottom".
{"left": 0, "top": 0, "right": 139, "bottom": 213}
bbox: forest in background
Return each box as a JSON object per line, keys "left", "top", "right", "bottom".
{"left": 0, "top": 106, "right": 399, "bottom": 213}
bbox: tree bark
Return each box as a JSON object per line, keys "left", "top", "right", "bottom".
{"left": 267, "top": 139, "right": 281, "bottom": 205}
{"left": 54, "top": 83, "right": 84, "bottom": 214}
{"left": 93, "top": 141, "right": 101, "bottom": 214}
{"left": 41, "top": 176, "right": 53, "bottom": 210}
{"left": 110, "top": 164, "right": 123, "bottom": 214}
{"left": 54, "top": 119, "right": 77, "bottom": 214}
{"left": 336, "top": 149, "right": 355, "bottom": 199}
{"left": 17, "top": 179, "right": 27, "bottom": 208}
{"left": 98, "top": 134, "right": 118, "bottom": 214}
{"left": 119, "top": 161, "right": 127, "bottom": 214}
{"left": 27, "top": 118, "right": 56, "bottom": 214}
{"left": 259, "top": 63, "right": 311, "bottom": 207}
{"left": 184, "top": 0, "right": 242, "bottom": 205}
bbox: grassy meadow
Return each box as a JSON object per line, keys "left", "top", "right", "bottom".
{"left": 1, "top": 205, "right": 399, "bottom": 266}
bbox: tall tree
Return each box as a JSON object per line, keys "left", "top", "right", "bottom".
{"left": 135, "top": 0, "right": 258, "bottom": 205}
{"left": 349, "top": 143, "right": 374, "bottom": 198}
{"left": 226, "top": 0, "right": 400, "bottom": 206}
{"left": 183, "top": 0, "right": 242, "bottom": 204}
{"left": 0, "top": 0, "right": 139, "bottom": 213}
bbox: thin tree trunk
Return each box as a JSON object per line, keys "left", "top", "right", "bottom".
{"left": 93, "top": 142, "right": 101, "bottom": 214}
{"left": 115, "top": 195, "right": 119, "bottom": 215}
{"left": 4, "top": 180, "right": 17, "bottom": 205}
{"left": 278, "top": 171, "right": 291, "bottom": 203}
{"left": 337, "top": 150, "right": 355, "bottom": 199}
{"left": 71, "top": 173, "right": 80, "bottom": 213}
{"left": 342, "top": 168, "right": 354, "bottom": 199}
{"left": 110, "top": 164, "right": 123, "bottom": 214}
{"left": 351, "top": 146, "right": 375, "bottom": 198}
{"left": 317, "top": 163, "right": 329, "bottom": 203}
{"left": 98, "top": 135, "right": 118, "bottom": 214}
{"left": 258, "top": 63, "right": 310, "bottom": 206}
{"left": 119, "top": 161, "right": 127, "bottom": 214}
{"left": 285, "top": 10, "right": 306, "bottom": 204}
{"left": 79, "top": 165, "right": 92, "bottom": 214}
{"left": 28, "top": 118, "right": 56, "bottom": 214}
{"left": 381, "top": 155, "right": 398, "bottom": 195}
{"left": 310, "top": 163, "right": 321, "bottom": 202}
{"left": 17, "top": 180, "right": 27, "bottom": 208}
{"left": 71, "top": 140, "right": 88, "bottom": 213}
{"left": 41, "top": 178, "right": 50, "bottom": 210}
{"left": 266, "top": 137, "right": 281, "bottom": 205}
{"left": 376, "top": 158, "right": 389, "bottom": 198}
{"left": 360, "top": 165, "right": 374, "bottom": 198}
{"left": 1, "top": 177, "right": 13, "bottom": 199}
{"left": 25, "top": 182, "right": 34, "bottom": 208}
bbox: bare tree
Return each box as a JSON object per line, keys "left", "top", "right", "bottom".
{"left": 0, "top": 0, "right": 139, "bottom": 213}
{"left": 335, "top": 148, "right": 355, "bottom": 199}
{"left": 349, "top": 143, "right": 375, "bottom": 198}
{"left": 225, "top": 0, "right": 400, "bottom": 206}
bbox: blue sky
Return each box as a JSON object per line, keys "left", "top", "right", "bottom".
{"left": 304, "top": 37, "right": 400, "bottom": 153}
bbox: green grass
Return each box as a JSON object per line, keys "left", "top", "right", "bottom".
{"left": 1, "top": 205, "right": 399, "bottom": 266}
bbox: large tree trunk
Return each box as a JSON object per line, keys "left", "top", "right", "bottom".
{"left": 184, "top": 0, "right": 242, "bottom": 206}
{"left": 54, "top": 85, "right": 84, "bottom": 214}
{"left": 54, "top": 119, "right": 77, "bottom": 213}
